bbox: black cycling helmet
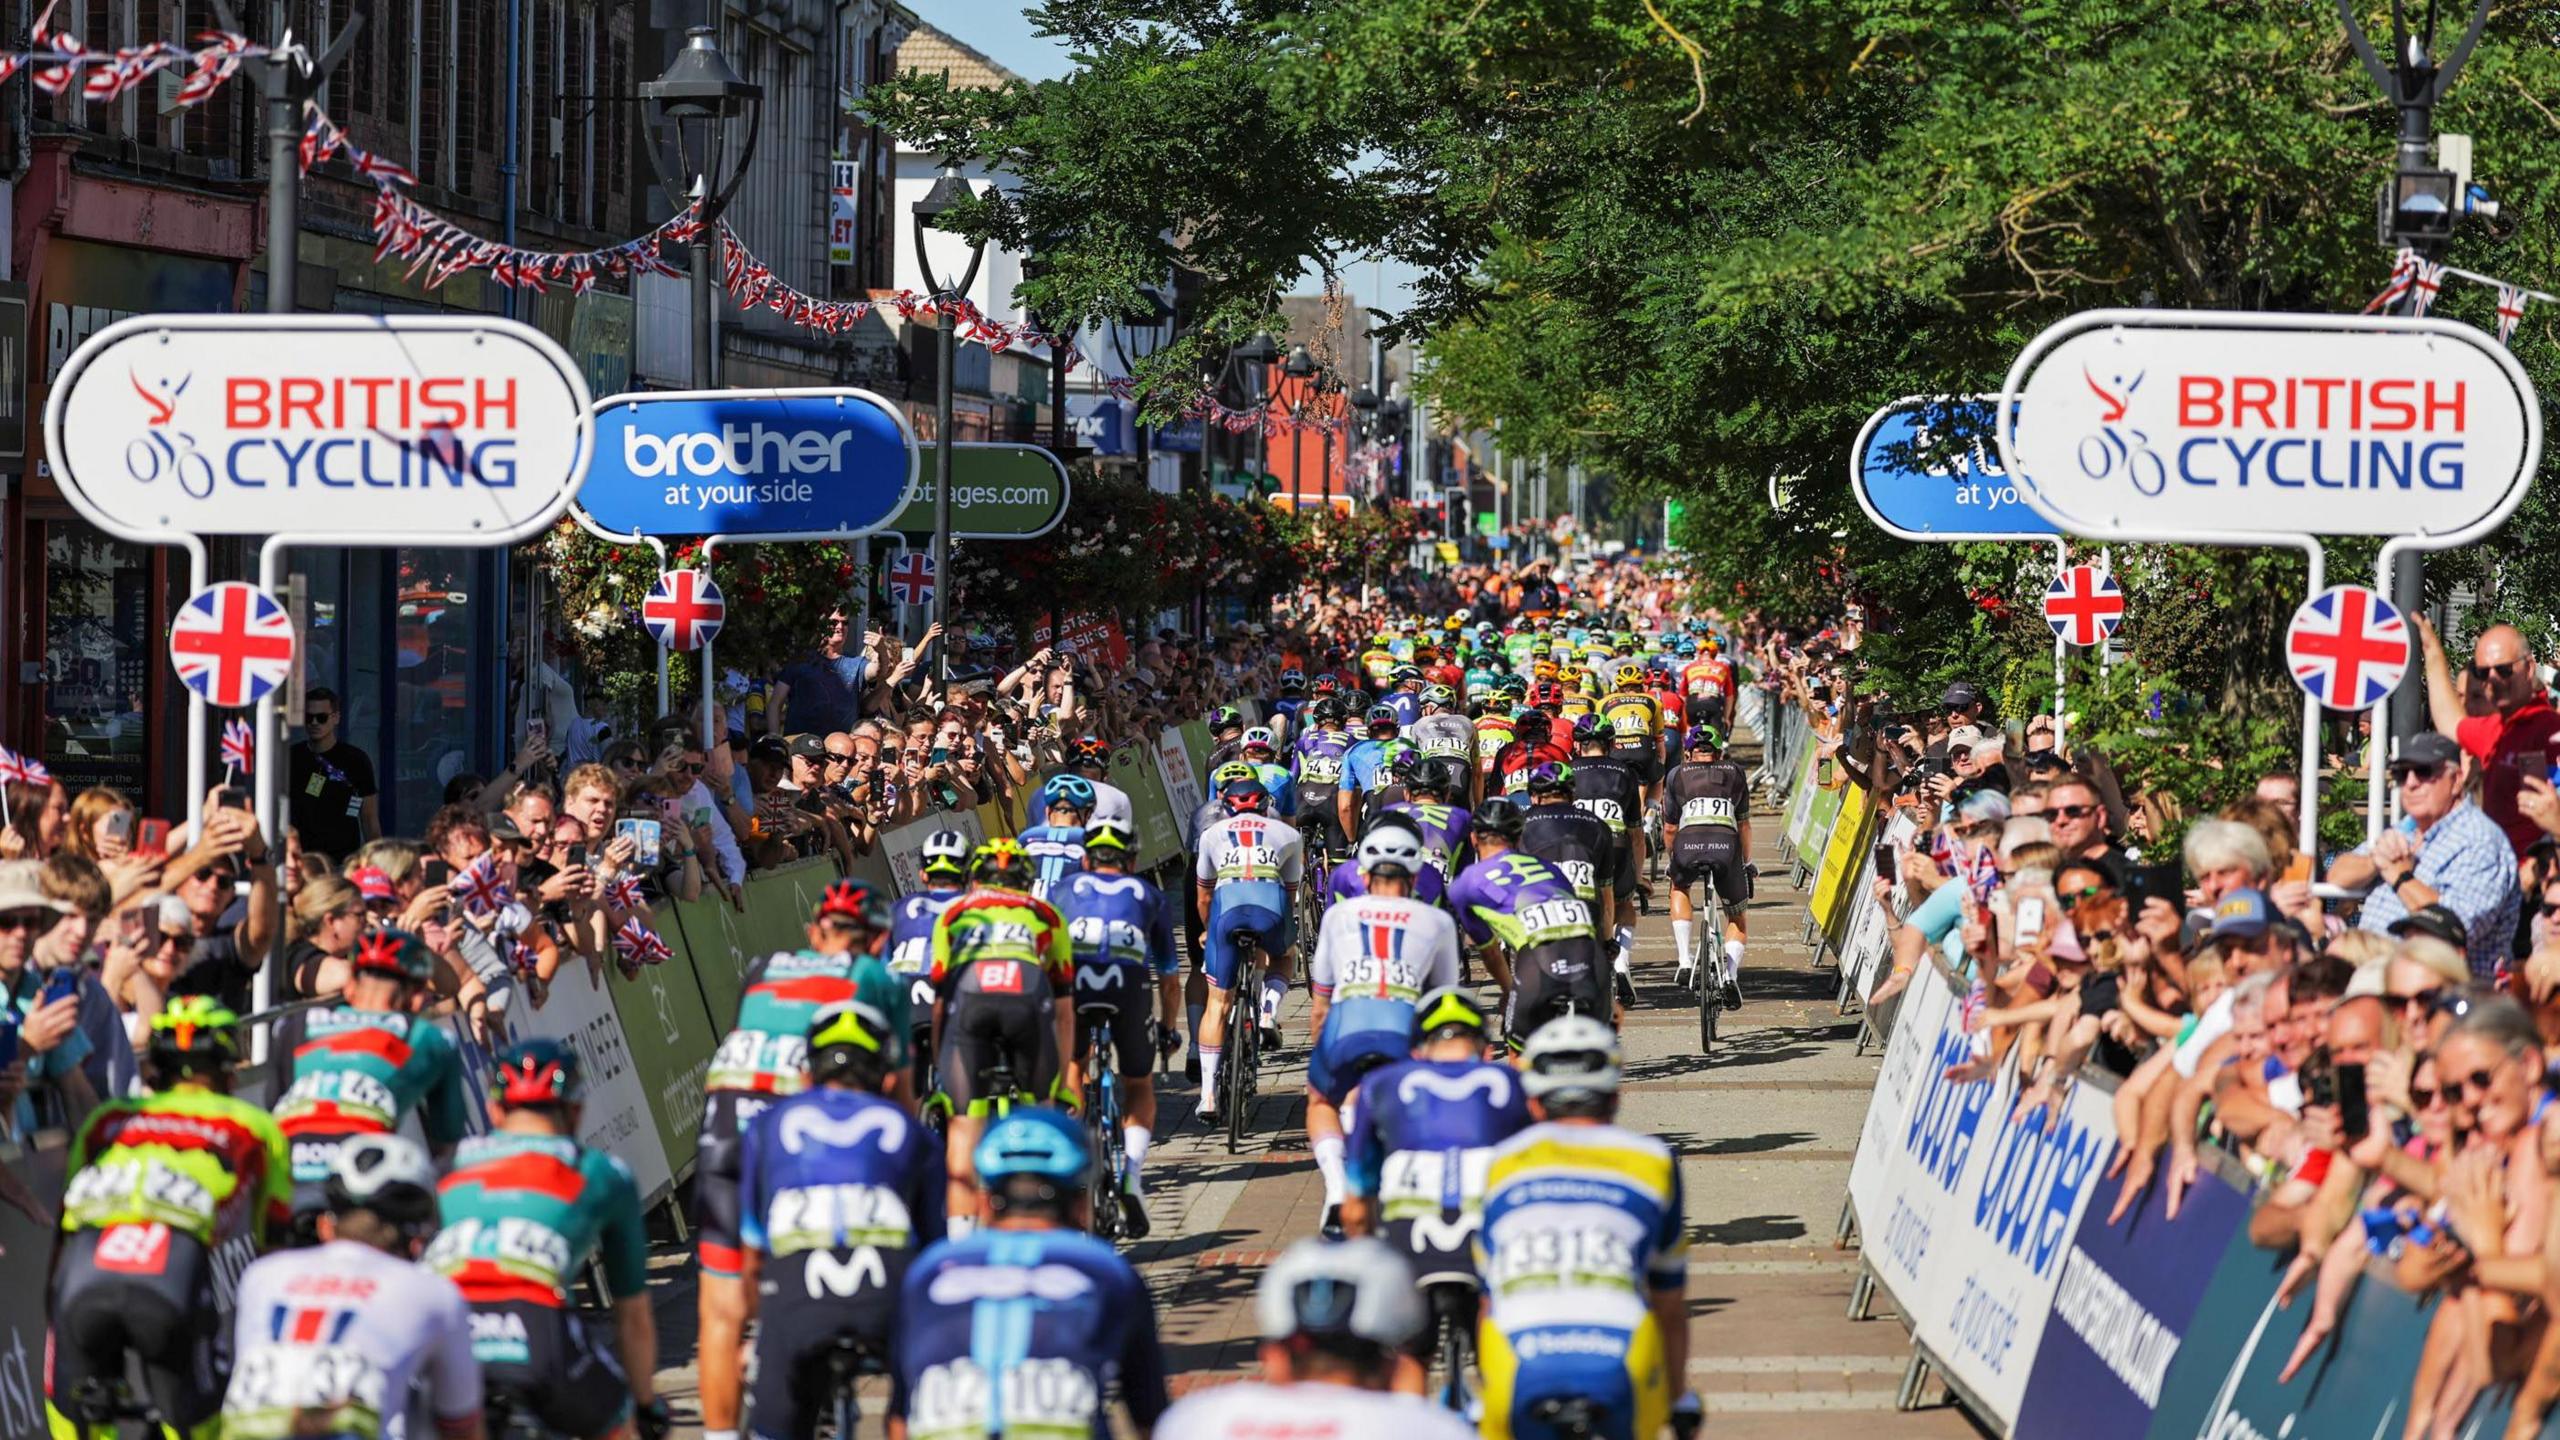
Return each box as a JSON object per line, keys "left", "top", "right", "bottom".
{"left": 1413, "top": 756, "right": 1468, "bottom": 800}
{"left": 1364, "top": 703, "right": 1399, "bottom": 733}
{"left": 1471, "top": 796, "right": 1528, "bottom": 841}
{"left": 1310, "top": 697, "right": 1346, "bottom": 725}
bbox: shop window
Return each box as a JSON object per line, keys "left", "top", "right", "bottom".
{"left": 40, "top": 522, "right": 149, "bottom": 801}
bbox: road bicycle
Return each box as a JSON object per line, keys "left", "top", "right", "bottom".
{"left": 1695, "top": 878, "right": 1724, "bottom": 1056}
{"left": 816, "top": 1335, "right": 888, "bottom": 1440}
{"left": 1080, "top": 997, "right": 1132, "bottom": 1243}
{"left": 1223, "top": 931, "right": 1268, "bottom": 1153}
{"left": 1424, "top": 1278, "right": 1481, "bottom": 1421}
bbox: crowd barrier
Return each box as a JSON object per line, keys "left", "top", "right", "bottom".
{"left": 1754, "top": 694, "right": 2560, "bottom": 1437}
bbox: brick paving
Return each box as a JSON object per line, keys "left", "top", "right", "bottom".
{"left": 643, "top": 728, "right": 1987, "bottom": 1437}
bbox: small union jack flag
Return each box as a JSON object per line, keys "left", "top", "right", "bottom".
{"left": 613, "top": 918, "right": 671, "bottom": 976}
{"left": 2410, "top": 260, "right": 2447, "bottom": 318}
{"left": 221, "top": 718, "right": 254, "bottom": 775}
{"left": 2499, "top": 284, "right": 2529, "bottom": 346}
{"left": 451, "top": 855, "right": 514, "bottom": 915}
{"left": 0, "top": 748, "right": 51, "bottom": 789}
{"left": 506, "top": 938, "right": 540, "bottom": 979}
{"left": 604, "top": 873, "right": 646, "bottom": 911}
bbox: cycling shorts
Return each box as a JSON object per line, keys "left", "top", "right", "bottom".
{"left": 694, "top": 1088, "right": 776, "bottom": 1277}
{"left": 1295, "top": 797, "right": 1346, "bottom": 857}
{"left": 1074, "top": 981, "right": 1155, "bottom": 1077}
{"left": 47, "top": 1224, "right": 223, "bottom": 1440}
{"left": 1389, "top": 1213, "right": 1485, "bottom": 1289}
{"left": 1479, "top": 1319, "right": 1669, "bottom": 1440}
{"left": 1308, "top": 1022, "right": 1409, "bottom": 1106}
{"left": 1608, "top": 747, "right": 1661, "bottom": 786}
{"left": 1504, "top": 939, "right": 1613, "bottom": 1046}
{"left": 939, "top": 989, "right": 1058, "bottom": 1115}
{"left": 1669, "top": 829, "right": 1747, "bottom": 907}
{"left": 472, "top": 1300, "right": 633, "bottom": 1440}
{"left": 1689, "top": 692, "right": 1727, "bottom": 728}
{"left": 1205, "top": 899, "right": 1290, "bottom": 991}
{"left": 750, "top": 1249, "right": 901, "bottom": 1440}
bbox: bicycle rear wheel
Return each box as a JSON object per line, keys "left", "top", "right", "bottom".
{"left": 1225, "top": 955, "right": 1260, "bottom": 1152}
{"left": 1698, "top": 889, "right": 1721, "bottom": 1053}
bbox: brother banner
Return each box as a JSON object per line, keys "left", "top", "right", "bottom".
{"left": 2000, "top": 311, "right": 2540, "bottom": 541}
{"left": 1853, "top": 395, "right": 2054, "bottom": 540}
{"left": 580, "top": 387, "right": 914, "bottom": 537}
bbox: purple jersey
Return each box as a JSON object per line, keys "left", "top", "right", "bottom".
{"left": 1326, "top": 857, "right": 1449, "bottom": 908}
{"left": 1446, "top": 851, "right": 1591, "bottom": 949}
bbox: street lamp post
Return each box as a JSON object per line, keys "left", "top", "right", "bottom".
{"left": 914, "top": 164, "right": 989, "bottom": 680}
{"left": 1234, "top": 332, "right": 1279, "bottom": 497}
{"left": 1110, "top": 287, "right": 1176, "bottom": 482}
{"left": 1284, "top": 343, "right": 1316, "bottom": 513}
{"left": 643, "top": 27, "right": 765, "bottom": 390}
{"left": 1349, "top": 383, "right": 1379, "bottom": 504}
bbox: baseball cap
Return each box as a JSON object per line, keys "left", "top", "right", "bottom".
{"left": 787, "top": 733, "right": 829, "bottom": 760}
{"left": 2388, "top": 902, "right": 2469, "bottom": 952}
{"left": 0, "top": 862, "right": 69, "bottom": 919}
{"left": 2390, "top": 732, "right": 2463, "bottom": 774}
{"left": 2210, "top": 888, "right": 2275, "bottom": 940}
{"left": 1955, "top": 790, "right": 2012, "bottom": 826}
{"left": 1946, "top": 724, "right": 1992, "bottom": 750}
{"left": 346, "top": 865, "right": 397, "bottom": 903}
{"left": 1942, "top": 681, "right": 1986, "bottom": 709}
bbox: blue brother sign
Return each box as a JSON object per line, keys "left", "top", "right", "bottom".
{"left": 1853, "top": 395, "right": 2053, "bottom": 540}
{"left": 579, "top": 387, "right": 914, "bottom": 537}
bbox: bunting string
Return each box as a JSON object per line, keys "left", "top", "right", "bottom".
{"left": 2363, "top": 244, "right": 2550, "bottom": 346}
{"left": 0, "top": 0, "right": 268, "bottom": 106}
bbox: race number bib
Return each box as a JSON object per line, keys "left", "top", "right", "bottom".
{"left": 1488, "top": 1223, "right": 1639, "bottom": 1297}
{"left": 1576, "top": 797, "right": 1626, "bottom": 832}
{"left": 909, "top": 1356, "right": 1099, "bottom": 1440}
{"left": 1300, "top": 753, "right": 1344, "bottom": 785}
{"left": 1680, "top": 795, "right": 1737, "bottom": 828}
{"left": 709, "top": 1029, "right": 808, "bottom": 1091}
{"left": 1068, "top": 915, "right": 1147, "bottom": 961}
{"left": 1555, "top": 859, "right": 1597, "bottom": 898}
{"left": 1515, "top": 897, "right": 1593, "bottom": 945}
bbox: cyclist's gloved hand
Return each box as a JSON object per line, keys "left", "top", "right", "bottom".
{"left": 1670, "top": 1390, "right": 1705, "bottom": 1439}
{"left": 636, "top": 1398, "right": 675, "bottom": 1440}
{"left": 1049, "top": 1076, "right": 1084, "bottom": 1114}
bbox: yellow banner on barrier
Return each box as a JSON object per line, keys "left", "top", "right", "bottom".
{"left": 1809, "top": 783, "right": 1873, "bottom": 941}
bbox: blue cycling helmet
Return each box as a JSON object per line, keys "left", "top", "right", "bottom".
{"left": 974, "top": 1107, "right": 1092, "bottom": 1188}
{"left": 1040, "top": 773, "right": 1098, "bottom": 815}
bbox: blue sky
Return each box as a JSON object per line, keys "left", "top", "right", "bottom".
{"left": 920, "top": 0, "right": 1423, "bottom": 315}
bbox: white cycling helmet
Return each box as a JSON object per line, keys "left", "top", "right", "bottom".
{"left": 921, "top": 828, "right": 972, "bottom": 876}
{"left": 1242, "top": 725, "right": 1278, "bottom": 752}
{"left": 1520, "top": 1015, "right": 1622, "bottom": 1100}
{"left": 325, "top": 1133, "right": 441, "bottom": 1231}
{"left": 1255, "top": 1237, "right": 1426, "bottom": 1347}
{"left": 1355, "top": 828, "right": 1423, "bottom": 878}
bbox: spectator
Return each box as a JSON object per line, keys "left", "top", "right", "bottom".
{"left": 35, "top": 854, "right": 135, "bottom": 1102}
{"left": 2419, "top": 617, "right": 2558, "bottom": 858}
{"left": 2, "top": 776, "right": 69, "bottom": 860}
{"left": 159, "top": 801, "right": 279, "bottom": 1014}
{"left": 288, "top": 688, "right": 381, "bottom": 864}
{"left": 0, "top": 861, "right": 95, "bottom": 1135}
{"left": 2045, "top": 774, "right": 2128, "bottom": 877}
{"left": 2330, "top": 731, "right": 2520, "bottom": 980}
{"left": 100, "top": 891, "right": 188, "bottom": 1052}
{"left": 283, "top": 874, "right": 367, "bottom": 998}
{"left": 769, "top": 609, "right": 871, "bottom": 735}
{"left": 61, "top": 787, "right": 158, "bottom": 906}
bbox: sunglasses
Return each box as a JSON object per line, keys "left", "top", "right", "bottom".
{"left": 2051, "top": 804, "right": 2100, "bottom": 821}
{"left": 2389, "top": 985, "right": 2446, "bottom": 1010}
{"left": 0, "top": 911, "right": 57, "bottom": 932}
{"left": 2444, "top": 1067, "right": 2501, "bottom": 1098}
{"left": 2061, "top": 882, "right": 2111, "bottom": 903}
{"left": 2471, "top": 659, "right": 2527, "bottom": 681}
{"left": 2410, "top": 1084, "right": 2443, "bottom": 1108}
{"left": 307, "top": 710, "right": 337, "bottom": 724}
{"left": 2394, "top": 764, "right": 2452, "bottom": 784}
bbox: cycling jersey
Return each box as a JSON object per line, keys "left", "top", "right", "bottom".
{"left": 1016, "top": 824, "right": 1088, "bottom": 902}
{"left": 1570, "top": 756, "right": 1646, "bottom": 839}
{"left": 1648, "top": 686, "right": 1688, "bottom": 732}
{"left": 1325, "top": 857, "right": 1448, "bottom": 910}
{"left": 1661, "top": 759, "right": 1750, "bottom": 834}
{"left": 1292, "top": 728, "right": 1354, "bottom": 816}
{"left": 888, "top": 887, "right": 966, "bottom": 977}
{"left": 889, "top": 1230, "right": 1172, "bottom": 1440}
{"left": 272, "top": 1006, "right": 470, "bottom": 1188}
{"left": 1156, "top": 1383, "right": 1478, "bottom": 1440}
{"left": 1238, "top": 760, "right": 1299, "bottom": 817}
{"left": 1196, "top": 813, "right": 1304, "bottom": 989}
{"left": 1474, "top": 715, "right": 1518, "bottom": 775}
{"left": 1520, "top": 800, "right": 1627, "bottom": 906}
{"left": 1079, "top": 777, "right": 1135, "bottom": 831}
{"left": 1477, "top": 1122, "right": 1687, "bottom": 1440}
{"left": 1408, "top": 712, "right": 1476, "bottom": 765}
{"left": 62, "top": 1088, "right": 292, "bottom": 1251}
{"left": 1449, "top": 852, "right": 1608, "bottom": 1040}
{"left": 929, "top": 889, "right": 1075, "bottom": 989}
{"left": 1347, "top": 1059, "right": 1532, "bottom": 1280}
{"left": 1380, "top": 800, "right": 1473, "bottom": 881}
{"left": 1360, "top": 649, "right": 1399, "bottom": 684}
{"left": 1492, "top": 737, "right": 1572, "bottom": 801}
{"left": 711, "top": 950, "right": 879, "bottom": 1097}
{"left": 1381, "top": 690, "right": 1423, "bottom": 729}
{"left": 429, "top": 1132, "right": 648, "bottom": 1309}
{"left": 1057, "top": 870, "right": 1178, "bottom": 979}
{"left": 931, "top": 889, "right": 1075, "bottom": 1112}
{"left": 1680, "top": 657, "right": 1733, "bottom": 701}
{"left": 1341, "top": 736, "right": 1400, "bottom": 797}
{"left": 1307, "top": 896, "right": 1462, "bottom": 1102}
{"left": 225, "top": 1240, "right": 481, "bottom": 1440}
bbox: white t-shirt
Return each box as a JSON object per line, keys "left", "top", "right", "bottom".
{"left": 225, "top": 1240, "right": 481, "bottom": 1440}
{"left": 2171, "top": 988, "right": 2238, "bottom": 1079}
{"left": 1088, "top": 778, "right": 1135, "bottom": 831}
{"left": 1155, "top": 1382, "right": 1480, "bottom": 1440}
{"left": 679, "top": 777, "right": 747, "bottom": 886}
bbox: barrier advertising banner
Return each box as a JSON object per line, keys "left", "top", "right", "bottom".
{"left": 1845, "top": 958, "right": 2117, "bottom": 1430}
{"left": 606, "top": 937, "right": 722, "bottom": 1176}
{"left": 520, "top": 959, "right": 677, "bottom": 1202}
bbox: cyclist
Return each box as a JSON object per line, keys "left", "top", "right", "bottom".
{"left": 1491, "top": 709, "right": 1571, "bottom": 803}
{"left": 1408, "top": 687, "right": 1478, "bottom": 794}
{"left": 1478, "top": 1018, "right": 1699, "bottom": 1440}
{"left": 1569, "top": 720, "right": 1650, "bottom": 987}
{"left": 1292, "top": 697, "right": 1356, "bottom": 868}
{"left": 1660, "top": 724, "right": 1753, "bottom": 1008}
{"left": 1380, "top": 666, "right": 1427, "bottom": 729}
{"left": 1599, "top": 663, "right": 1664, "bottom": 788}
{"left": 1204, "top": 706, "right": 1251, "bottom": 770}
{"left": 1381, "top": 755, "right": 1475, "bottom": 888}
{"left": 430, "top": 1041, "right": 661, "bottom": 1440}
{"left": 272, "top": 926, "right": 470, "bottom": 1238}
{"left": 1680, "top": 641, "right": 1734, "bottom": 733}
{"left": 888, "top": 1110, "right": 1171, "bottom": 1439}
{"left": 1449, "top": 800, "right": 1607, "bottom": 1046}
{"left": 929, "top": 838, "right": 1078, "bottom": 1236}
{"left": 1156, "top": 1238, "right": 1477, "bottom": 1437}
{"left": 1194, "top": 777, "right": 1304, "bottom": 1124}
{"left": 1018, "top": 774, "right": 1096, "bottom": 902}
{"left": 738, "top": 1001, "right": 945, "bottom": 1440}
{"left": 224, "top": 1136, "right": 481, "bottom": 1440}
{"left": 801, "top": 879, "right": 914, "bottom": 1079}
{"left": 1521, "top": 761, "right": 1633, "bottom": 1008}
{"left": 1056, "top": 818, "right": 1180, "bottom": 1235}
{"left": 1343, "top": 988, "right": 1528, "bottom": 1285}
{"left": 1472, "top": 699, "right": 1519, "bottom": 788}
{"left": 1324, "top": 812, "right": 1450, "bottom": 910}
{"left": 1357, "top": 746, "right": 1421, "bottom": 833}
{"left": 1305, "top": 828, "right": 1463, "bottom": 1239}
{"left": 1268, "top": 667, "right": 1310, "bottom": 746}
{"left": 889, "top": 831, "right": 975, "bottom": 1093}
{"left": 1338, "top": 704, "right": 1408, "bottom": 843}
{"left": 50, "top": 998, "right": 291, "bottom": 1440}
{"left": 695, "top": 878, "right": 902, "bottom": 1440}
{"left": 1061, "top": 736, "right": 1134, "bottom": 830}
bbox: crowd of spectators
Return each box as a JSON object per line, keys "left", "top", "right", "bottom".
{"left": 1785, "top": 608, "right": 2560, "bottom": 1437}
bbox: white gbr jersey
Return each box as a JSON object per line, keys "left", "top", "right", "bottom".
{"left": 1309, "top": 895, "right": 1461, "bottom": 1007}
{"left": 1155, "top": 1382, "right": 1480, "bottom": 1440}
{"left": 1195, "top": 813, "right": 1306, "bottom": 888}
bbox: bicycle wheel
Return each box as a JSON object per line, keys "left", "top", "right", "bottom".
{"left": 1438, "top": 1311, "right": 1475, "bottom": 1417}
{"left": 1698, "top": 892, "right": 1721, "bottom": 1054}
{"left": 1226, "top": 956, "right": 1259, "bottom": 1152}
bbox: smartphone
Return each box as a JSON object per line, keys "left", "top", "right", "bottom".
{"left": 565, "top": 844, "right": 587, "bottom": 870}
{"left": 103, "top": 809, "right": 133, "bottom": 842}
{"left": 2016, "top": 897, "right": 2049, "bottom": 939}
{"left": 1873, "top": 841, "right": 1897, "bottom": 877}
{"left": 930, "top": 746, "right": 950, "bottom": 766}
{"left": 526, "top": 716, "right": 547, "bottom": 744}
{"left": 423, "top": 858, "right": 452, "bottom": 889}
{"left": 2124, "top": 861, "right": 2185, "bottom": 913}
{"left": 136, "top": 818, "right": 170, "bottom": 856}
{"left": 616, "top": 818, "right": 663, "bottom": 868}
{"left": 2520, "top": 755, "right": 2554, "bottom": 785}
{"left": 2338, "top": 1062, "right": 2371, "bottom": 1140}
{"left": 213, "top": 786, "right": 252, "bottom": 812}
{"left": 41, "top": 966, "right": 80, "bottom": 1006}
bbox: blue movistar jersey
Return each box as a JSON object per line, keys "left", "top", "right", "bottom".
{"left": 889, "top": 1229, "right": 1171, "bottom": 1439}
{"left": 1017, "top": 825, "right": 1088, "bottom": 903}
{"left": 1239, "top": 762, "right": 1298, "bottom": 818}
{"left": 1057, "top": 869, "right": 1179, "bottom": 978}
{"left": 738, "top": 1088, "right": 946, "bottom": 1261}
{"left": 888, "top": 886, "right": 966, "bottom": 977}
{"left": 1345, "top": 1058, "right": 1533, "bottom": 1207}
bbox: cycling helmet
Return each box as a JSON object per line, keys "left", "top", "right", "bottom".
{"left": 1039, "top": 773, "right": 1099, "bottom": 816}
{"left": 1084, "top": 819, "right": 1135, "bottom": 855}
{"left": 972, "top": 838, "right": 1033, "bottom": 887}
{"left": 806, "top": 1000, "right": 891, "bottom": 1087}
{"left": 1310, "top": 697, "right": 1345, "bottom": 725}
{"left": 1520, "top": 1014, "right": 1622, "bottom": 1100}
{"left": 1382, "top": 744, "right": 1419, "bottom": 778}
{"left": 1363, "top": 703, "right": 1399, "bottom": 732}
{"left": 325, "top": 1133, "right": 440, "bottom": 1233}
{"left": 1422, "top": 684, "right": 1456, "bottom": 707}
{"left": 1312, "top": 674, "right": 1343, "bottom": 696}
{"left": 1255, "top": 1237, "right": 1426, "bottom": 1349}
{"left": 1279, "top": 668, "right": 1307, "bottom": 693}
{"left": 1413, "top": 756, "right": 1468, "bottom": 799}
{"left": 1569, "top": 714, "right": 1604, "bottom": 744}
{"left": 1514, "top": 708, "right": 1553, "bottom": 737}
{"left": 146, "top": 995, "right": 241, "bottom": 1082}
{"left": 1471, "top": 797, "right": 1529, "bottom": 840}
{"left": 1066, "top": 736, "right": 1111, "bottom": 770}
{"left": 1527, "top": 760, "right": 1575, "bottom": 794}
{"left": 1221, "top": 776, "right": 1272, "bottom": 815}
{"left": 1687, "top": 724, "right": 1726, "bottom": 752}
{"left": 492, "top": 1037, "right": 586, "bottom": 1108}
{"left": 974, "top": 1107, "right": 1093, "bottom": 1190}
{"left": 1212, "top": 706, "right": 1245, "bottom": 732}
{"left": 350, "top": 927, "right": 436, "bottom": 984}
{"left": 1391, "top": 664, "right": 1422, "bottom": 683}
{"left": 1498, "top": 674, "right": 1528, "bottom": 696}
{"left": 815, "top": 878, "right": 893, "bottom": 931}
{"left": 921, "top": 828, "right": 973, "bottom": 881}
{"left": 1356, "top": 827, "right": 1423, "bottom": 877}
{"left": 1411, "top": 985, "right": 1493, "bottom": 1042}
{"left": 1241, "top": 726, "right": 1278, "bottom": 755}
{"left": 1529, "top": 680, "right": 1566, "bottom": 709}
{"left": 1212, "top": 760, "right": 1260, "bottom": 786}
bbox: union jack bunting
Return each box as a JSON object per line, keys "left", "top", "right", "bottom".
{"left": 2500, "top": 284, "right": 2529, "bottom": 345}
{"left": 2410, "top": 260, "right": 2447, "bottom": 317}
